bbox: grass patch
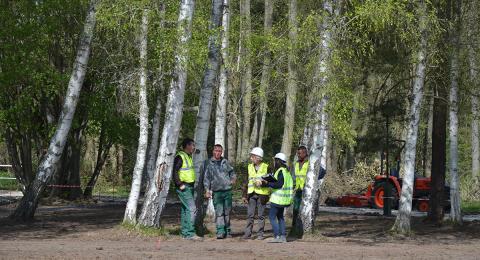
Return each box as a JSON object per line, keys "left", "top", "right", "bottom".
{"left": 462, "top": 201, "right": 480, "bottom": 214}
{"left": 0, "top": 171, "right": 20, "bottom": 191}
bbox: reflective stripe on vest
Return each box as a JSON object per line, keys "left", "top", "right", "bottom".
{"left": 294, "top": 160, "right": 309, "bottom": 190}
{"left": 269, "top": 167, "right": 293, "bottom": 206}
{"left": 247, "top": 162, "right": 270, "bottom": 195}
{"left": 178, "top": 151, "right": 195, "bottom": 183}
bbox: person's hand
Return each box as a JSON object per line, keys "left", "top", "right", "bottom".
{"left": 255, "top": 179, "right": 263, "bottom": 187}
{"left": 242, "top": 197, "right": 248, "bottom": 204}
{"left": 179, "top": 184, "right": 186, "bottom": 191}
{"left": 205, "top": 190, "right": 212, "bottom": 198}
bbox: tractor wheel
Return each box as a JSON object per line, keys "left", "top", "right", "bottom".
{"left": 417, "top": 199, "right": 429, "bottom": 212}
{"left": 371, "top": 182, "right": 398, "bottom": 209}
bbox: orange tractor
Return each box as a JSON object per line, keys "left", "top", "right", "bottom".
{"left": 327, "top": 173, "right": 450, "bottom": 212}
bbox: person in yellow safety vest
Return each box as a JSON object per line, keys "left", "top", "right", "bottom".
{"left": 242, "top": 147, "right": 270, "bottom": 240}
{"left": 291, "top": 145, "right": 309, "bottom": 230}
{"left": 256, "top": 152, "right": 293, "bottom": 243}
{"left": 172, "top": 138, "right": 202, "bottom": 241}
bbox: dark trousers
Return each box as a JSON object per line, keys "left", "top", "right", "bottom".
{"left": 213, "top": 190, "right": 232, "bottom": 235}
{"left": 269, "top": 203, "right": 286, "bottom": 237}
{"left": 292, "top": 190, "right": 303, "bottom": 227}
{"left": 244, "top": 193, "right": 266, "bottom": 237}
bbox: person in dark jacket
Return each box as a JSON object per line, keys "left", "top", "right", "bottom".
{"left": 203, "top": 144, "right": 236, "bottom": 239}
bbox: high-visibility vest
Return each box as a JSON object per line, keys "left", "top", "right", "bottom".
{"left": 269, "top": 167, "right": 294, "bottom": 206}
{"left": 294, "top": 160, "right": 309, "bottom": 190}
{"left": 177, "top": 151, "right": 195, "bottom": 183}
{"left": 247, "top": 162, "right": 270, "bottom": 195}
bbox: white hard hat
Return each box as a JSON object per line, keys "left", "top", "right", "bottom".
{"left": 274, "top": 152, "right": 287, "bottom": 162}
{"left": 250, "top": 147, "right": 264, "bottom": 158}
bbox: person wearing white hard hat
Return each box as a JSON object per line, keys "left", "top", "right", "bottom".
{"left": 242, "top": 147, "right": 270, "bottom": 240}
{"left": 256, "top": 152, "right": 294, "bottom": 243}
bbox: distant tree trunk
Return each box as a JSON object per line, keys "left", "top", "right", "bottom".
{"left": 469, "top": 20, "right": 480, "bottom": 180}
{"left": 227, "top": 109, "right": 237, "bottom": 162}
{"left": 281, "top": 0, "right": 298, "bottom": 160}
{"left": 425, "top": 93, "right": 433, "bottom": 177}
{"left": 214, "top": 0, "right": 230, "bottom": 150}
{"left": 192, "top": 0, "right": 223, "bottom": 230}
{"left": 448, "top": 0, "right": 462, "bottom": 224}
{"left": 116, "top": 144, "right": 124, "bottom": 180}
{"left": 137, "top": 0, "right": 195, "bottom": 228}
{"left": 427, "top": 86, "right": 447, "bottom": 223}
{"left": 258, "top": 0, "right": 273, "bottom": 148}
{"left": 240, "top": 0, "right": 252, "bottom": 161}
{"left": 10, "top": 0, "right": 97, "bottom": 221}
{"left": 124, "top": 8, "right": 150, "bottom": 225}
{"left": 144, "top": 3, "right": 166, "bottom": 190}
{"left": 5, "top": 129, "right": 33, "bottom": 193}
{"left": 392, "top": 0, "right": 428, "bottom": 234}
{"left": 83, "top": 125, "right": 112, "bottom": 198}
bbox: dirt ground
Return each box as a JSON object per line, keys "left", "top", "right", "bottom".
{"left": 1, "top": 200, "right": 480, "bottom": 260}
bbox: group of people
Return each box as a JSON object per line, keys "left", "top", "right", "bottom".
{"left": 172, "top": 138, "right": 310, "bottom": 243}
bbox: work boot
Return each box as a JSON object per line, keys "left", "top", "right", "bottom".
{"left": 266, "top": 236, "right": 282, "bottom": 243}
{"left": 184, "top": 235, "right": 203, "bottom": 241}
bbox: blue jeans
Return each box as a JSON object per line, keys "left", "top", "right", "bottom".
{"left": 269, "top": 203, "right": 286, "bottom": 237}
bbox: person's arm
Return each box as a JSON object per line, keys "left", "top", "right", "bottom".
{"left": 263, "top": 170, "right": 284, "bottom": 189}
{"left": 172, "top": 155, "right": 183, "bottom": 188}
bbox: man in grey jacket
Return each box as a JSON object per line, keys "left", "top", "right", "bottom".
{"left": 203, "top": 144, "right": 236, "bottom": 239}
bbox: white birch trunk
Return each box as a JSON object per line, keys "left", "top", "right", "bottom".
{"left": 258, "top": 0, "right": 273, "bottom": 148}
{"left": 137, "top": 0, "right": 195, "bottom": 228}
{"left": 214, "top": 0, "right": 230, "bottom": 150}
{"left": 193, "top": 0, "right": 223, "bottom": 227}
{"left": 281, "top": 0, "right": 298, "bottom": 160}
{"left": 449, "top": 1, "right": 462, "bottom": 223}
{"left": 124, "top": 8, "right": 149, "bottom": 225}
{"left": 392, "top": 0, "right": 428, "bottom": 234}
{"left": 295, "top": 0, "right": 333, "bottom": 234}
{"left": 10, "top": 0, "right": 97, "bottom": 221}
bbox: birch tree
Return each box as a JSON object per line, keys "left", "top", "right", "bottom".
{"left": 124, "top": 7, "right": 149, "bottom": 225}
{"left": 214, "top": 0, "right": 230, "bottom": 150}
{"left": 192, "top": 0, "right": 224, "bottom": 228}
{"left": 392, "top": 0, "right": 428, "bottom": 234}
{"left": 281, "top": 0, "right": 298, "bottom": 160}
{"left": 448, "top": 0, "right": 462, "bottom": 224}
{"left": 258, "top": 0, "right": 273, "bottom": 148}
{"left": 137, "top": 0, "right": 195, "bottom": 228}
{"left": 10, "top": 0, "right": 98, "bottom": 221}
{"left": 293, "top": 0, "right": 333, "bottom": 235}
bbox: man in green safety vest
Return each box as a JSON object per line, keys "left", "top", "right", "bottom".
{"left": 257, "top": 152, "right": 293, "bottom": 243}
{"left": 242, "top": 147, "right": 270, "bottom": 240}
{"left": 172, "top": 138, "right": 202, "bottom": 240}
{"left": 291, "top": 145, "right": 309, "bottom": 229}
